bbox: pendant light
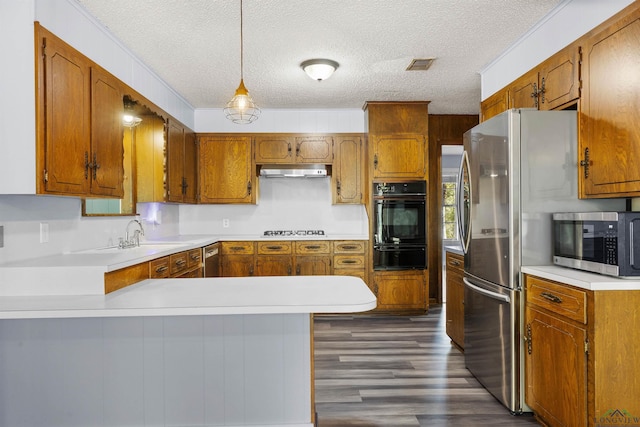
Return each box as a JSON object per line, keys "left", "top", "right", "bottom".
{"left": 224, "top": 0, "right": 260, "bottom": 124}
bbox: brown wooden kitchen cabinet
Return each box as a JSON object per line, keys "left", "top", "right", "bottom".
{"left": 254, "top": 134, "right": 333, "bottom": 164}
{"left": 332, "top": 135, "right": 363, "bottom": 204}
{"left": 135, "top": 113, "right": 167, "bottom": 203}
{"left": 256, "top": 241, "right": 294, "bottom": 276}
{"left": 332, "top": 240, "right": 367, "bottom": 283}
{"left": 198, "top": 134, "right": 255, "bottom": 204}
{"left": 524, "top": 273, "right": 640, "bottom": 427}
{"left": 36, "top": 24, "right": 125, "bottom": 198}
{"left": 166, "top": 119, "right": 197, "bottom": 203}
{"left": 445, "top": 251, "right": 464, "bottom": 350}
{"left": 579, "top": 2, "right": 640, "bottom": 198}
{"left": 221, "top": 241, "right": 255, "bottom": 277}
{"left": 295, "top": 241, "right": 332, "bottom": 276}
{"left": 480, "top": 88, "right": 509, "bottom": 122}
{"left": 372, "top": 271, "right": 426, "bottom": 312}
{"left": 509, "top": 44, "right": 580, "bottom": 111}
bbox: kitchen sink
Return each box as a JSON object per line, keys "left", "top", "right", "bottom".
{"left": 73, "top": 242, "right": 188, "bottom": 254}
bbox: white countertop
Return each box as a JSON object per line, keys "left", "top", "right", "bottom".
{"left": 0, "top": 233, "right": 369, "bottom": 297}
{"left": 521, "top": 265, "right": 640, "bottom": 291}
{"left": 0, "top": 275, "right": 376, "bottom": 319}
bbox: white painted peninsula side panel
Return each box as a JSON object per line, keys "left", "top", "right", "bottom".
{"left": 0, "top": 314, "right": 312, "bottom": 427}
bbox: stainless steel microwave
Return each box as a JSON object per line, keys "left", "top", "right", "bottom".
{"left": 552, "top": 212, "right": 640, "bottom": 277}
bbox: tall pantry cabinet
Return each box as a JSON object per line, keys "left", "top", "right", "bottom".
{"left": 363, "top": 101, "right": 430, "bottom": 312}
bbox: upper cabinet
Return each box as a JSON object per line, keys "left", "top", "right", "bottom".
{"left": 254, "top": 134, "right": 333, "bottom": 164}
{"left": 36, "top": 24, "right": 124, "bottom": 198}
{"left": 481, "top": 43, "right": 580, "bottom": 121}
{"left": 579, "top": 3, "right": 640, "bottom": 198}
{"left": 198, "top": 134, "right": 255, "bottom": 204}
{"left": 364, "top": 102, "right": 429, "bottom": 180}
{"left": 166, "top": 119, "right": 197, "bottom": 203}
{"left": 333, "top": 135, "right": 363, "bottom": 204}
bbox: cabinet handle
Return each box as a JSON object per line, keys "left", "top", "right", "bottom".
{"left": 373, "top": 154, "right": 378, "bottom": 169}
{"left": 304, "top": 245, "right": 321, "bottom": 250}
{"left": 175, "top": 259, "right": 186, "bottom": 267}
{"left": 155, "top": 265, "right": 169, "bottom": 273}
{"left": 247, "top": 181, "right": 252, "bottom": 195}
{"left": 230, "top": 246, "right": 245, "bottom": 251}
{"left": 295, "top": 143, "right": 300, "bottom": 157}
{"left": 540, "top": 291, "right": 563, "bottom": 304}
{"left": 341, "top": 259, "right": 358, "bottom": 264}
{"left": 524, "top": 323, "right": 532, "bottom": 355}
{"left": 296, "top": 265, "right": 301, "bottom": 275}
{"left": 531, "top": 83, "right": 539, "bottom": 108}
{"left": 340, "top": 245, "right": 358, "bottom": 250}
{"left": 288, "top": 265, "right": 292, "bottom": 275}
{"left": 91, "top": 152, "right": 100, "bottom": 180}
{"left": 265, "top": 245, "right": 283, "bottom": 250}
{"left": 539, "top": 77, "right": 546, "bottom": 104}
{"left": 449, "top": 260, "right": 461, "bottom": 267}
{"left": 181, "top": 177, "right": 188, "bottom": 195}
{"left": 84, "top": 152, "right": 91, "bottom": 179}
{"left": 249, "top": 266, "right": 254, "bottom": 276}
{"left": 190, "top": 253, "right": 201, "bottom": 261}
{"left": 579, "top": 147, "right": 590, "bottom": 179}
{"left": 336, "top": 180, "right": 341, "bottom": 195}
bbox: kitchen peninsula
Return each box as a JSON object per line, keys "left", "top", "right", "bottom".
{"left": 0, "top": 239, "right": 376, "bottom": 427}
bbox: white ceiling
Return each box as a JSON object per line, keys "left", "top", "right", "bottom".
{"left": 74, "top": 0, "right": 562, "bottom": 114}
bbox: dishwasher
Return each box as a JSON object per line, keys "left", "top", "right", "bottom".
{"left": 203, "top": 243, "right": 220, "bottom": 277}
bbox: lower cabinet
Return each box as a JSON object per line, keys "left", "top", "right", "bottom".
{"left": 221, "top": 241, "right": 255, "bottom": 277}
{"left": 524, "top": 274, "right": 640, "bottom": 427}
{"left": 445, "top": 251, "right": 464, "bottom": 350}
{"left": 372, "top": 270, "right": 426, "bottom": 312}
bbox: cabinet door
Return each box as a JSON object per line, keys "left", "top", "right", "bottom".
{"left": 166, "top": 120, "right": 186, "bottom": 202}
{"left": 372, "top": 134, "right": 427, "bottom": 179}
{"left": 373, "top": 272, "right": 426, "bottom": 311}
{"left": 199, "top": 135, "right": 255, "bottom": 203}
{"left": 38, "top": 27, "right": 91, "bottom": 196}
{"left": 295, "top": 136, "right": 333, "bottom": 163}
{"left": 333, "top": 135, "right": 362, "bottom": 204}
{"left": 183, "top": 129, "right": 198, "bottom": 203}
{"left": 221, "top": 255, "right": 254, "bottom": 277}
{"left": 136, "top": 114, "right": 166, "bottom": 202}
{"left": 480, "top": 89, "right": 509, "bottom": 122}
{"left": 295, "top": 256, "right": 331, "bottom": 275}
{"left": 509, "top": 69, "right": 539, "bottom": 109}
{"left": 538, "top": 45, "right": 580, "bottom": 110}
{"left": 580, "top": 11, "right": 640, "bottom": 197}
{"left": 255, "top": 255, "right": 293, "bottom": 276}
{"left": 525, "top": 306, "right": 587, "bottom": 427}
{"left": 90, "top": 66, "right": 124, "bottom": 197}
{"left": 254, "top": 135, "right": 293, "bottom": 164}
{"left": 445, "top": 253, "right": 464, "bottom": 349}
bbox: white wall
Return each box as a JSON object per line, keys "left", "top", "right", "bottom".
{"left": 481, "top": 0, "right": 635, "bottom": 99}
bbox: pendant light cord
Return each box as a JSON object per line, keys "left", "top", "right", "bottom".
{"left": 240, "top": 0, "right": 244, "bottom": 81}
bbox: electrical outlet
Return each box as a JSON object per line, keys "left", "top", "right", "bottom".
{"left": 222, "top": 218, "right": 230, "bottom": 228}
{"left": 40, "top": 223, "right": 49, "bottom": 243}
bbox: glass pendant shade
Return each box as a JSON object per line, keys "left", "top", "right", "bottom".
{"left": 122, "top": 100, "right": 142, "bottom": 127}
{"left": 224, "top": 79, "right": 260, "bottom": 124}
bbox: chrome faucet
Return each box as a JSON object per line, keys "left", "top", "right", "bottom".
{"left": 119, "top": 219, "right": 145, "bottom": 249}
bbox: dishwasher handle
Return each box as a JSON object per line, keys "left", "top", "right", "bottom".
{"left": 463, "top": 277, "right": 511, "bottom": 303}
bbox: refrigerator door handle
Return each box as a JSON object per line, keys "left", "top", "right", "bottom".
{"left": 463, "top": 278, "right": 511, "bottom": 303}
{"left": 457, "top": 150, "right": 472, "bottom": 254}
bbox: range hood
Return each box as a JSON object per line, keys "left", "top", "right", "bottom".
{"left": 259, "top": 164, "right": 328, "bottom": 178}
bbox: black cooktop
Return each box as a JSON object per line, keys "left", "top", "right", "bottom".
{"left": 263, "top": 230, "right": 326, "bottom": 237}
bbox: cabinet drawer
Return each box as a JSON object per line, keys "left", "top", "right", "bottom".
{"left": 295, "top": 241, "right": 331, "bottom": 254}
{"left": 149, "top": 256, "right": 170, "bottom": 278}
{"left": 221, "top": 241, "right": 255, "bottom": 255}
{"left": 257, "top": 241, "right": 292, "bottom": 255}
{"left": 170, "top": 251, "right": 189, "bottom": 276}
{"left": 334, "top": 254, "right": 365, "bottom": 269}
{"left": 446, "top": 252, "right": 464, "bottom": 273}
{"left": 333, "top": 241, "right": 366, "bottom": 254}
{"left": 526, "top": 275, "right": 587, "bottom": 324}
{"left": 187, "top": 248, "right": 202, "bottom": 268}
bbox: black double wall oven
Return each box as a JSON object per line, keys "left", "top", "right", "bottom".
{"left": 373, "top": 181, "right": 427, "bottom": 270}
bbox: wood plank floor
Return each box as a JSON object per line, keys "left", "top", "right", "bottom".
{"left": 314, "top": 305, "right": 540, "bottom": 426}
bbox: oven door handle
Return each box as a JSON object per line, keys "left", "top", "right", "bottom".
{"left": 375, "top": 246, "right": 425, "bottom": 252}
{"left": 464, "top": 278, "right": 510, "bottom": 303}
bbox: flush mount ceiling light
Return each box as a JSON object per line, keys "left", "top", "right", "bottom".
{"left": 224, "top": 0, "right": 260, "bottom": 124}
{"left": 301, "top": 59, "right": 339, "bottom": 81}
{"left": 122, "top": 98, "right": 142, "bottom": 128}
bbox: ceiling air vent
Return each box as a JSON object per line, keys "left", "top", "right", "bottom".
{"left": 406, "top": 58, "right": 435, "bottom": 71}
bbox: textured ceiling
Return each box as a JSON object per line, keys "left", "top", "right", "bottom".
{"left": 75, "top": 0, "right": 562, "bottom": 114}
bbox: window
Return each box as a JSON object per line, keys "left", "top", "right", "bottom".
{"left": 442, "top": 180, "right": 458, "bottom": 240}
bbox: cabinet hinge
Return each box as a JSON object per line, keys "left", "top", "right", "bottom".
{"left": 585, "top": 339, "right": 589, "bottom": 354}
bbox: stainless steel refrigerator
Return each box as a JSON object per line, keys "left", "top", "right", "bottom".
{"left": 456, "top": 109, "right": 624, "bottom": 413}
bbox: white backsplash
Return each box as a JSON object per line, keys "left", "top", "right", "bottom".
{"left": 179, "top": 178, "right": 368, "bottom": 237}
